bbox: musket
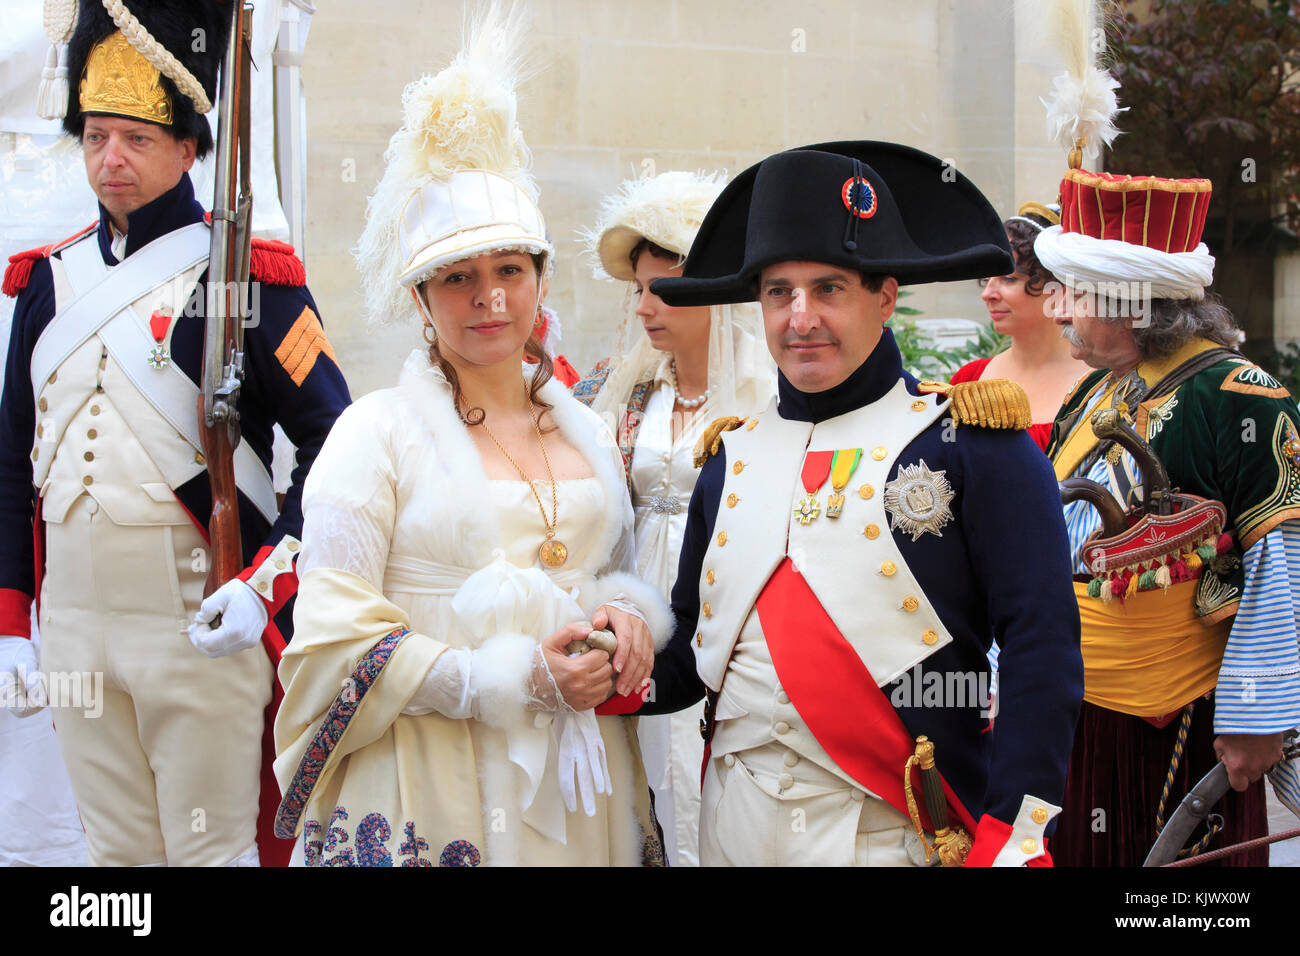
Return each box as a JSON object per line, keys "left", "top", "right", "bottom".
{"left": 1144, "top": 730, "right": 1300, "bottom": 866}
{"left": 200, "top": 1, "right": 254, "bottom": 598}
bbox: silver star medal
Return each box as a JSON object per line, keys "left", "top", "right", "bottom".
{"left": 883, "top": 460, "right": 954, "bottom": 541}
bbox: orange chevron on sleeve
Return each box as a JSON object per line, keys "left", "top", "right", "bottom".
{"left": 274, "top": 306, "right": 338, "bottom": 386}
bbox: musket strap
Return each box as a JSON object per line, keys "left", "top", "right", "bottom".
{"left": 47, "top": 227, "right": 277, "bottom": 524}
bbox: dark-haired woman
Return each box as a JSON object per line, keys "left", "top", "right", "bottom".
{"left": 273, "top": 15, "right": 671, "bottom": 867}
{"left": 952, "top": 204, "right": 1090, "bottom": 451}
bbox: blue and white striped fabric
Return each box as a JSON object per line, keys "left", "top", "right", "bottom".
{"left": 1215, "top": 527, "right": 1300, "bottom": 734}
{"left": 1059, "top": 386, "right": 1300, "bottom": 738}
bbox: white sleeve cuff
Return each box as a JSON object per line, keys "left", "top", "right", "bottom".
{"left": 583, "top": 570, "right": 674, "bottom": 651}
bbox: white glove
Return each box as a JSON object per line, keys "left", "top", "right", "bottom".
{"left": 0, "top": 635, "right": 45, "bottom": 718}
{"left": 556, "top": 709, "right": 611, "bottom": 816}
{"left": 188, "top": 579, "right": 268, "bottom": 658}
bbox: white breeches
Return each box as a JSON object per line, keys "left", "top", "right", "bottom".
{"left": 39, "top": 495, "right": 272, "bottom": 866}
{"left": 699, "top": 741, "right": 920, "bottom": 867}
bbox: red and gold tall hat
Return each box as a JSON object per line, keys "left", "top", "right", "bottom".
{"left": 1032, "top": 0, "right": 1216, "bottom": 299}
{"left": 1058, "top": 169, "right": 1212, "bottom": 255}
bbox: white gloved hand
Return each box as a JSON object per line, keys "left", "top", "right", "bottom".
{"left": 188, "top": 579, "right": 268, "bottom": 658}
{"left": 0, "top": 635, "right": 45, "bottom": 718}
{"left": 556, "top": 709, "right": 611, "bottom": 816}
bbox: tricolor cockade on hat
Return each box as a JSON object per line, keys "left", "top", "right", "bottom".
{"left": 355, "top": 3, "right": 552, "bottom": 327}
{"left": 1032, "top": 0, "right": 1216, "bottom": 300}
{"left": 48, "top": 0, "right": 230, "bottom": 160}
{"left": 650, "top": 141, "right": 1014, "bottom": 308}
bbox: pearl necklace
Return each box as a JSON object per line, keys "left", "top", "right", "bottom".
{"left": 668, "top": 359, "right": 710, "bottom": 409}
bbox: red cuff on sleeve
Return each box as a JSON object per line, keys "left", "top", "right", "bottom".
{"left": 237, "top": 545, "right": 299, "bottom": 618}
{"left": 0, "top": 588, "right": 32, "bottom": 638}
{"left": 963, "top": 813, "right": 1014, "bottom": 867}
{"left": 595, "top": 689, "right": 645, "bottom": 716}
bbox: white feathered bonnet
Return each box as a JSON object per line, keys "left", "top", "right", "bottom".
{"left": 583, "top": 170, "right": 728, "bottom": 282}
{"left": 355, "top": 4, "right": 552, "bottom": 327}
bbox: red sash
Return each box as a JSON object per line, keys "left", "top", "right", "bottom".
{"left": 757, "top": 558, "right": 975, "bottom": 833}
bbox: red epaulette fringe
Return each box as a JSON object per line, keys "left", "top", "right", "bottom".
{"left": 249, "top": 238, "right": 306, "bottom": 287}
{"left": 3, "top": 221, "right": 98, "bottom": 297}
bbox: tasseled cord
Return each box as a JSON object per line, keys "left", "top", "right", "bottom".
{"left": 36, "top": 0, "right": 79, "bottom": 121}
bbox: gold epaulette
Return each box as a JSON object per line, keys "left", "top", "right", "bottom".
{"left": 692, "top": 416, "right": 744, "bottom": 468}
{"left": 916, "top": 379, "right": 1032, "bottom": 429}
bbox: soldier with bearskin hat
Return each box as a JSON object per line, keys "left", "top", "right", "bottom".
{"left": 0, "top": 0, "right": 350, "bottom": 866}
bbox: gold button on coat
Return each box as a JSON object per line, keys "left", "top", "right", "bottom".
{"left": 880, "top": 560, "right": 896, "bottom": 576}
{"left": 87, "top": 429, "right": 97, "bottom": 440}
{"left": 922, "top": 629, "right": 938, "bottom": 645}
{"left": 863, "top": 524, "right": 880, "bottom": 539}
{"left": 717, "top": 531, "right": 727, "bottom": 546}
{"left": 726, "top": 493, "right": 739, "bottom": 508}
{"left": 90, "top": 405, "right": 101, "bottom": 416}
{"left": 83, "top": 451, "right": 93, "bottom": 462}
{"left": 746, "top": 419, "right": 758, "bottom": 430}
{"left": 872, "top": 446, "right": 887, "bottom": 461}
{"left": 702, "top": 603, "right": 712, "bottom": 618}
{"left": 35, "top": 424, "right": 43, "bottom": 439}
{"left": 1022, "top": 838, "right": 1038, "bottom": 854}
{"left": 695, "top": 632, "right": 703, "bottom": 647}
{"left": 732, "top": 461, "right": 745, "bottom": 475}
{"left": 1032, "top": 807, "right": 1049, "bottom": 825}
{"left": 48, "top": 372, "right": 57, "bottom": 384}
{"left": 902, "top": 596, "right": 919, "bottom": 612}
{"left": 275, "top": 560, "right": 287, "bottom": 570}
{"left": 30, "top": 449, "right": 38, "bottom": 462}
{"left": 194, "top": 452, "right": 206, "bottom": 465}
{"left": 911, "top": 400, "right": 927, "bottom": 411}
{"left": 82, "top": 475, "right": 93, "bottom": 486}
{"left": 256, "top": 581, "right": 269, "bottom": 593}
{"left": 706, "top": 569, "right": 715, "bottom": 585}
{"left": 38, "top": 398, "right": 48, "bottom": 411}
{"left": 287, "top": 541, "right": 300, "bottom": 552}
{"left": 858, "top": 484, "right": 874, "bottom": 499}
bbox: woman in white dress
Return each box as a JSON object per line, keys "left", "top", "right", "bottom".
{"left": 272, "top": 10, "right": 672, "bottom": 867}
{"left": 573, "top": 172, "right": 776, "bottom": 865}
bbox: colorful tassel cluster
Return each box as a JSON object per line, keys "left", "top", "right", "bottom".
{"left": 1087, "top": 532, "right": 1233, "bottom": 603}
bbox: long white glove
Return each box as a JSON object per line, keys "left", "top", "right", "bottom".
{"left": 556, "top": 709, "right": 611, "bottom": 816}
{"left": 0, "top": 635, "right": 44, "bottom": 718}
{"left": 188, "top": 579, "right": 268, "bottom": 658}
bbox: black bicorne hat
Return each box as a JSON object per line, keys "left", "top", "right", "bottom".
{"left": 650, "top": 141, "right": 1014, "bottom": 306}
{"left": 63, "top": 0, "right": 232, "bottom": 160}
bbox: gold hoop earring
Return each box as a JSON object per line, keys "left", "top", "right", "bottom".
{"left": 422, "top": 323, "right": 437, "bottom": 345}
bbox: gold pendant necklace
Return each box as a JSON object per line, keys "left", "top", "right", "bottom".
{"left": 479, "top": 382, "right": 567, "bottom": 568}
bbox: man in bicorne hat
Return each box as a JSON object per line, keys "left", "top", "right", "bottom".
{"left": 598, "top": 141, "right": 1084, "bottom": 866}
{"left": 0, "top": 1, "right": 350, "bottom": 865}
{"left": 1038, "top": 168, "right": 1300, "bottom": 866}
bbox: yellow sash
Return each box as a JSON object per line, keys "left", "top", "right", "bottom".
{"left": 1074, "top": 580, "right": 1229, "bottom": 718}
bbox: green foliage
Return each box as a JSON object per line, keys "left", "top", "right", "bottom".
{"left": 890, "top": 290, "right": 1010, "bottom": 379}
{"left": 1109, "top": 0, "right": 1300, "bottom": 254}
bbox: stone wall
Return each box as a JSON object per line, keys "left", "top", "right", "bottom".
{"left": 301, "top": 0, "right": 1067, "bottom": 396}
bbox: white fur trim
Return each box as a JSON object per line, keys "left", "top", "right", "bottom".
{"left": 468, "top": 632, "right": 535, "bottom": 730}
{"left": 583, "top": 571, "right": 674, "bottom": 652}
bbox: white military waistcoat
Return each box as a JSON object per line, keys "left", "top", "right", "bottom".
{"left": 694, "top": 380, "right": 956, "bottom": 692}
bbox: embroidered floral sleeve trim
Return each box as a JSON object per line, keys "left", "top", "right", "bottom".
{"left": 274, "top": 628, "right": 409, "bottom": 838}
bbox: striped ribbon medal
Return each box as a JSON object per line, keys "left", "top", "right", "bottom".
{"left": 825, "top": 448, "right": 862, "bottom": 518}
